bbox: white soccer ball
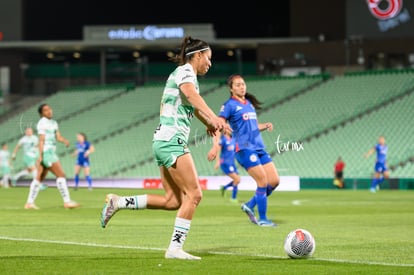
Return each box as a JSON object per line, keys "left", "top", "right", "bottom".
{"left": 283, "top": 228, "right": 316, "bottom": 259}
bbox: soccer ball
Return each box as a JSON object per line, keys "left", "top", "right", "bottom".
{"left": 283, "top": 228, "right": 316, "bottom": 259}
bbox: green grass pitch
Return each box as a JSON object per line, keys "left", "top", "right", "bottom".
{"left": 0, "top": 186, "right": 413, "bottom": 274}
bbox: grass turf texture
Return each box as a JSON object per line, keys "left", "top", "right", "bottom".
{"left": 0, "top": 187, "right": 413, "bottom": 274}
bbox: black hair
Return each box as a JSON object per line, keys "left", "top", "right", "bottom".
{"left": 79, "top": 132, "right": 88, "bottom": 141}
{"left": 226, "top": 74, "right": 263, "bottom": 110}
{"left": 169, "top": 36, "right": 210, "bottom": 66}
{"left": 38, "top": 103, "right": 48, "bottom": 115}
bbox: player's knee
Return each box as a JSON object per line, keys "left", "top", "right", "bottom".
{"left": 191, "top": 190, "right": 203, "bottom": 206}
{"left": 164, "top": 196, "right": 180, "bottom": 210}
{"left": 166, "top": 200, "right": 181, "bottom": 210}
{"left": 163, "top": 193, "right": 181, "bottom": 210}
{"left": 269, "top": 174, "right": 280, "bottom": 187}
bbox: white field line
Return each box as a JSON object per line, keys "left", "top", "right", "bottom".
{"left": 0, "top": 236, "right": 413, "bottom": 267}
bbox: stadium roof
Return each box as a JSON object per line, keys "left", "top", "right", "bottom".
{"left": 0, "top": 37, "right": 311, "bottom": 52}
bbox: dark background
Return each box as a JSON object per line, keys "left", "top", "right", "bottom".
{"left": 14, "top": 0, "right": 414, "bottom": 42}
{"left": 2, "top": 0, "right": 413, "bottom": 96}
{"left": 23, "top": 1, "right": 291, "bottom": 40}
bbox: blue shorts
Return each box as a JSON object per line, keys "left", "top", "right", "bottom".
{"left": 220, "top": 163, "right": 239, "bottom": 175}
{"left": 235, "top": 149, "right": 273, "bottom": 170}
{"left": 375, "top": 162, "right": 388, "bottom": 173}
{"left": 76, "top": 159, "right": 90, "bottom": 167}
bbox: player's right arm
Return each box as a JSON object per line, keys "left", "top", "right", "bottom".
{"left": 37, "top": 134, "right": 45, "bottom": 164}
{"left": 11, "top": 142, "right": 21, "bottom": 161}
{"left": 214, "top": 145, "right": 221, "bottom": 169}
{"left": 207, "top": 129, "right": 223, "bottom": 162}
{"left": 364, "top": 147, "right": 375, "bottom": 158}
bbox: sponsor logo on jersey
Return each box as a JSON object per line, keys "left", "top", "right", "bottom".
{"left": 242, "top": 112, "right": 257, "bottom": 120}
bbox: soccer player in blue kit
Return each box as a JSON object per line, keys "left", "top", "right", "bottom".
{"left": 364, "top": 135, "right": 389, "bottom": 193}
{"left": 73, "top": 132, "right": 95, "bottom": 190}
{"left": 208, "top": 74, "right": 280, "bottom": 227}
{"left": 213, "top": 132, "right": 240, "bottom": 202}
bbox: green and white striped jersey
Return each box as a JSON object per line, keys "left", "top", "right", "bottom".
{"left": 37, "top": 117, "right": 58, "bottom": 152}
{"left": 153, "top": 63, "right": 200, "bottom": 143}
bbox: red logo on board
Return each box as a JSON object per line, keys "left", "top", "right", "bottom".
{"left": 367, "top": 0, "right": 403, "bottom": 20}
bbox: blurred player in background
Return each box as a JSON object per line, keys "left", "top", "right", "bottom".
{"left": 72, "top": 132, "right": 95, "bottom": 190}
{"left": 208, "top": 74, "right": 279, "bottom": 227}
{"left": 100, "top": 36, "right": 230, "bottom": 260}
{"left": 212, "top": 132, "right": 240, "bottom": 202}
{"left": 24, "top": 103, "right": 80, "bottom": 209}
{"left": 333, "top": 156, "right": 345, "bottom": 189}
{"left": 364, "top": 135, "right": 389, "bottom": 193}
{"left": 11, "top": 127, "right": 39, "bottom": 187}
{"left": 0, "top": 143, "right": 11, "bottom": 188}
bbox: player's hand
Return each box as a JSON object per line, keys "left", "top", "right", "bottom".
{"left": 206, "top": 126, "right": 217, "bottom": 137}
{"left": 215, "top": 117, "right": 232, "bottom": 135}
{"left": 64, "top": 140, "right": 70, "bottom": 147}
{"left": 265, "top": 122, "right": 273, "bottom": 131}
{"left": 207, "top": 148, "right": 217, "bottom": 162}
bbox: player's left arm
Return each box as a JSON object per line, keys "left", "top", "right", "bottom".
{"left": 214, "top": 146, "right": 221, "bottom": 169}
{"left": 258, "top": 122, "right": 273, "bottom": 132}
{"left": 85, "top": 144, "right": 95, "bottom": 157}
{"left": 195, "top": 109, "right": 222, "bottom": 137}
{"left": 56, "top": 130, "right": 70, "bottom": 147}
{"left": 194, "top": 109, "right": 211, "bottom": 128}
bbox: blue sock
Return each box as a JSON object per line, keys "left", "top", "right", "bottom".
{"left": 224, "top": 181, "right": 233, "bottom": 190}
{"left": 370, "top": 178, "right": 378, "bottom": 189}
{"left": 232, "top": 184, "right": 238, "bottom": 199}
{"left": 74, "top": 174, "right": 79, "bottom": 187}
{"left": 246, "top": 195, "right": 256, "bottom": 209}
{"left": 249, "top": 184, "right": 273, "bottom": 209}
{"left": 255, "top": 187, "right": 268, "bottom": 221}
{"left": 266, "top": 184, "right": 275, "bottom": 196}
{"left": 86, "top": 175, "right": 92, "bottom": 188}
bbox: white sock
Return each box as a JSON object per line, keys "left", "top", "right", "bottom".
{"left": 168, "top": 217, "right": 191, "bottom": 250}
{"left": 2, "top": 176, "right": 10, "bottom": 188}
{"left": 14, "top": 169, "right": 29, "bottom": 180}
{"left": 56, "top": 177, "right": 71, "bottom": 203}
{"left": 27, "top": 179, "right": 41, "bottom": 203}
{"left": 117, "top": 195, "right": 147, "bottom": 209}
{"left": 31, "top": 169, "right": 37, "bottom": 179}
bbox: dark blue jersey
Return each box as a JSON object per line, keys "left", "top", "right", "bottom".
{"left": 76, "top": 141, "right": 91, "bottom": 164}
{"left": 219, "top": 135, "right": 236, "bottom": 166}
{"left": 219, "top": 96, "right": 266, "bottom": 151}
{"left": 375, "top": 143, "right": 388, "bottom": 164}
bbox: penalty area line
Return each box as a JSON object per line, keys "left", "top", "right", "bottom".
{"left": 0, "top": 235, "right": 413, "bottom": 267}
{"left": 0, "top": 235, "right": 164, "bottom": 252}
